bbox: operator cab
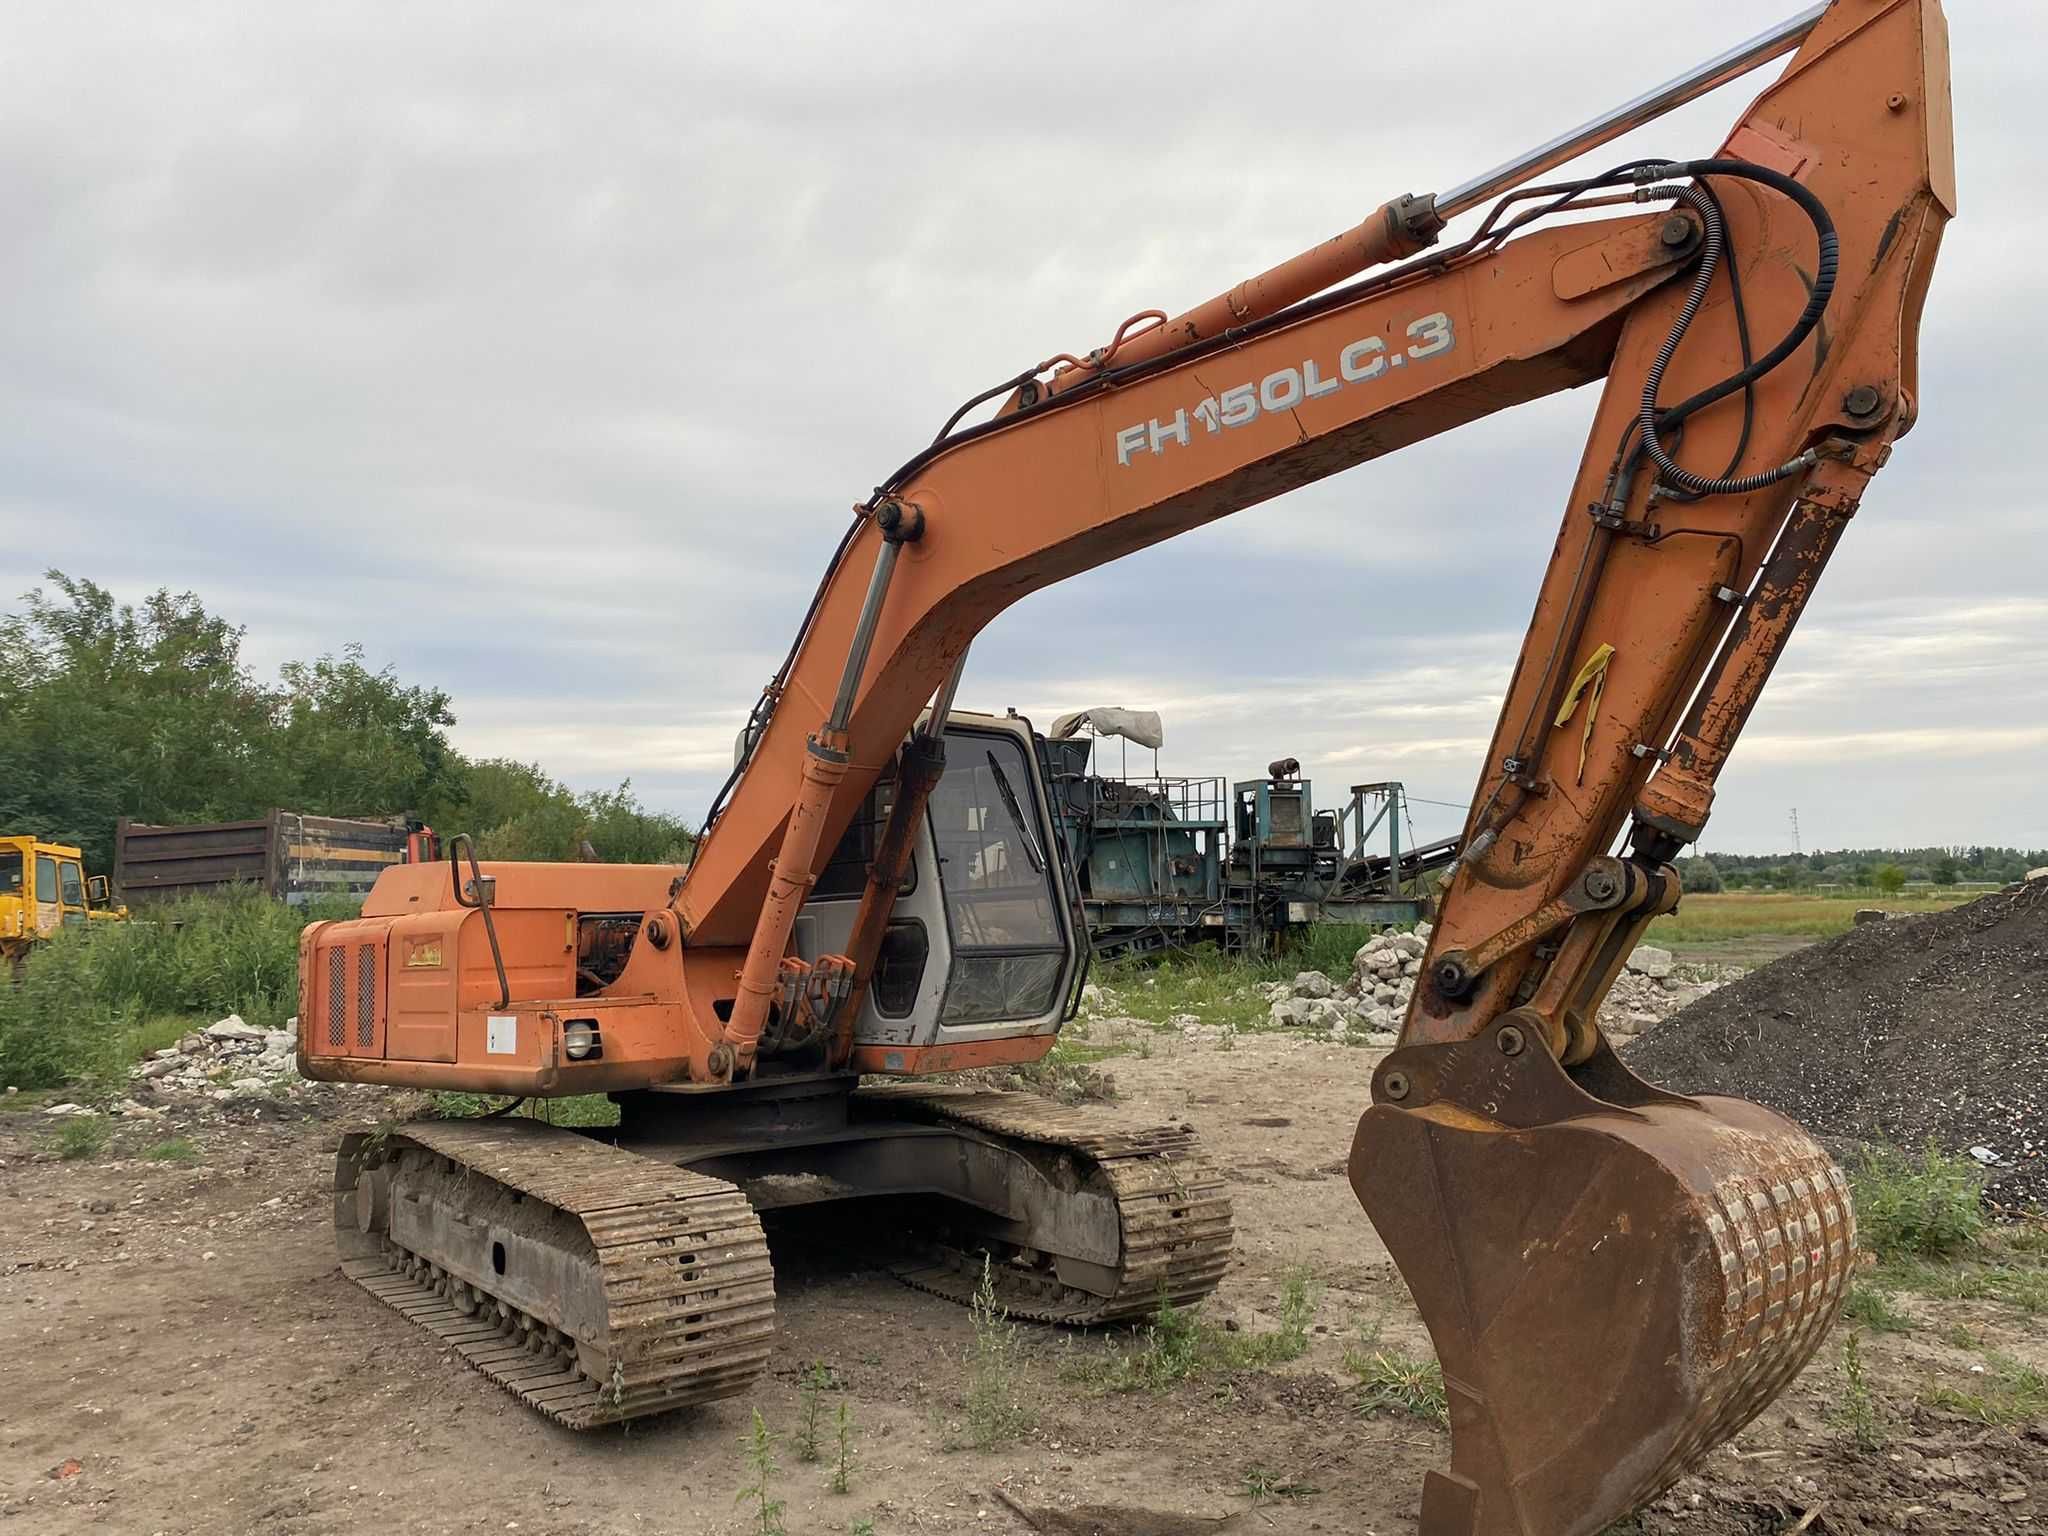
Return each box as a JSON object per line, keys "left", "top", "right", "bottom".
{"left": 795, "top": 710, "right": 1084, "bottom": 1063}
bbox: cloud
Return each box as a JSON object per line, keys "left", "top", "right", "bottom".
{"left": 3, "top": 0, "right": 2041, "bottom": 859}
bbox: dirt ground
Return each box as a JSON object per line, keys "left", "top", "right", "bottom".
{"left": 5, "top": 1029, "right": 2045, "bottom": 1536}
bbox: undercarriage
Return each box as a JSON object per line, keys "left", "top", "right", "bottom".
{"left": 334, "top": 1079, "right": 1233, "bottom": 1424}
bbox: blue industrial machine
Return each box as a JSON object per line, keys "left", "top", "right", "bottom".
{"left": 1035, "top": 713, "right": 1457, "bottom": 955}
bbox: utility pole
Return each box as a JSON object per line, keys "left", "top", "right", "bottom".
{"left": 1789, "top": 807, "right": 1802, "bottom": 857}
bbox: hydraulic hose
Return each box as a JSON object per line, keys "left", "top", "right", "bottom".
{"left": 1635, "top": 159, "right": 1839, "bottom": 497}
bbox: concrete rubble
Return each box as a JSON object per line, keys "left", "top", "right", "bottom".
{"left": 115, "top": 1013, "right": 343, "bottom": 1117}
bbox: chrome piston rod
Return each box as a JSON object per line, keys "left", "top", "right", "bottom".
{"left": 1437, "top": 2, "right": 1827, "bottom": 222}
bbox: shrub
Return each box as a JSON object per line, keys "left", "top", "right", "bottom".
{"left": 0, "top": 887, "right": 350, "bottom": 1091}
{"left": 1852, "top": 1143, "right": 1985, "bottom": 1261}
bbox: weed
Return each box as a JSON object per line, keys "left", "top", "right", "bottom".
{"left": 56, "top": 1116, "right": 107, "bottom": 1160}
{"left": 965, "top": 1256, "right": 1026, "bottom": 1450}
{"left": 1830, "top": 1332, "right": 1885, "bottom": 1450}
{"left": 1944, "top": 1323, "right": 1981, "bottom": 1351}
{"left": 1921, "top": 1353, "right": 2048, "bottom": 1426}
{"left": 1066, "top": 1270, "right": 1318, "bottom": 1393}
{"left": 735, "top": 1409, "right": 786, "bottom": 1536}
{"left": 430, "top": 1091, "right": 620, "bottom": 1128}
{"left": 796, "top": 1360, "right": 830, "bottom": 1463}
{"left": 144, "top": 1136, "right": 199, "bottom": 1164}
{"left": 1241, "top": 1465, "right": 1317, "bottom": 1505}
{"left": 849, "top": 1521, "right": 876, "bottom": 1536}
{"left": 1851, "top": 1143, "right": 1985, "bottom": 1261}
{"left": 1350, "top": 1348, "right": 1450, "bottom": 1428}
{"left": 831, "top": 1398, "right": 856, "bottom": 1495}
{"left": 1843, "top": 1283, "right": 1914, "bottom": 1334}
{"left": 1877, "top": 1255, "right": 2046, "bottom": 1315}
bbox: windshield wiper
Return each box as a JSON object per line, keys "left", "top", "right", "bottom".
{"left": 985, "top": 752, "right": 1047, "bottom": 874}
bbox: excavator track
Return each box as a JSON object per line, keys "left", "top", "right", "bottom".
{"left": 864, "top": 1086, "right": 1235, "bottom": 1324}
{"left": 334, "top": 1119, "right": 775, "bottom": 1427}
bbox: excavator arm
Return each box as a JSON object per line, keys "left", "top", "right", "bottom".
{"left": 663, "top": 4, "right": 1949, "bottom": 1531}
{"left": 300, "top": 4, "right": 1950, "bottom": 1532}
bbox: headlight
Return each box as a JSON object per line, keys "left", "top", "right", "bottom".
{"left": 563, "top": 1022, "right": 600, "bottom": 1060}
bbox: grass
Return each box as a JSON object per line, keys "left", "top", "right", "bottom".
{"left": 1349, "top": 1347, "right": 1450, "bottom": 1428}
{"left": 0, "top": 887, "right": 352, "bottom": 1093}
{"left": 1064, "top": 1269, "right": 1317, "bottom": 1394}
{"left": 1647, "top": 890, "right": 1969, "bottom": 947}
{"left": 430, "top": 1091, "right": 621, "bottom": 1128}
{"left": 964, "top": 1257, "right": 1027, "bottom": 1450}
{"left": 145, "top": 1135, "right": 200, "bottom": 1164}
{"left": 1920, "top": 1353, "right": 2048, "bottom": 1426}
{"left": 1843, "top": 1283, "right": 1915, "bottom": 1334}
{"left": 1241, "top": 1465, "right": 1318, "bottom": 1505}
{"left": 830, "top": 1398, "right": 855, "bottom": 1495}
{"left": 735, "top": 1409, "right": 786, "bottom": 1536}
{"left": 1090, "top": 921, "right": 1401, "bottom": 1033}
{"left": 796, "top": 1361, "right": 831, "bottom": 1463}
{"left": 55, "top": 1116, "right": 108, "bottom": 1160}
{"left": 1831, "top": 1332, "right": 1885, "bottom": 1450}
{"left": 1852, "top": 1142, "right": 1986, "bottom": 1261}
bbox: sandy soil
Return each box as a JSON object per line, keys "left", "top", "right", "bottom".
{"left": 4, "top": 1031, "right": 2044, "bottom": 1536}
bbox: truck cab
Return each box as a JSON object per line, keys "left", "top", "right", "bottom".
{"left": 0, "top": 836, "right": 124, "bottom": 963}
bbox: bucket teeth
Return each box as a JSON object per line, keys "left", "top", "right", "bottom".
{"left": 335, "top": 1119, "right": 774, "bottom": 1427}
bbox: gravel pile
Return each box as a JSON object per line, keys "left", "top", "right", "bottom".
{"left": 1626, "top": 881, "right": 2048, "bottom": 1208}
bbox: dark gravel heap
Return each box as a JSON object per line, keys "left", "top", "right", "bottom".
{"left": 1625, "top": 883, "right": 2048, "bottom": 1209}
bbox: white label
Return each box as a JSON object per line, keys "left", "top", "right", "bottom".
{"left": 486, "top": 1015, "right": 518, "bottom": 1055}
{"left": 1114, "top": 309, "right": 1458, "bottom": 466}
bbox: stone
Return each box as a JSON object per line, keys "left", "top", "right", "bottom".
{"left": 1414, "top": 921, "right": 1433, "bottom": 941}
{"left": 1402, "top": 957, "right": 1422, "bottom": 976}
{"left": 263, "top": 1031, "right": 296, "bottom": 1053}
{"left": 1306, "top": 999, "right": 1348, "bottom": 1030}
{"left": 204, "top": 1016, "right": 264, "bottom": 1043}
{"left": 1291, "top": 970, "right": 1335, "bottom": 999}
{"left": 1392, "top": 932, "right": 1426, "bottom": 959}
{"left": 228, "top": 1076, "right": 268, "bottom": 1094}
{"left": 42, "top": 1102, "right": 88, "bottom": 1117}
{"left": 141, "top": 1057, "right": 182, "bottom": 1080}
{"left": 1853, "top": 908, "right": 1888, "bottom": 926}
{"left": 1625, "top": 945, "right": 1675, "bottom": 980}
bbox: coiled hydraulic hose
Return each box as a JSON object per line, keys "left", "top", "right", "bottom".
{"left": 1635, "top": 158, "right": 1839, "bottom": 497}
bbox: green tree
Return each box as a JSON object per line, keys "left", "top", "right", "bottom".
{"left": 1678, "top": 856, "right": 1723, "bottom": 893}
{"left": 1873, "top": 863, "right": 1907, "bottom": 894}
{"left": 274, "top": 645, "right": 460, "bottom": 820}
{"left": 0, "top": 572, "right": 281, "bottom": 868}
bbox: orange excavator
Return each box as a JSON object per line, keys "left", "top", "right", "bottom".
{"left": 301, "top": 3, "right": 1950, "bottom": 1530}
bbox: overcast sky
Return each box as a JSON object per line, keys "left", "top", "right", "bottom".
{"left": 5, "top": 1, "right": 2040, "bottom": 857}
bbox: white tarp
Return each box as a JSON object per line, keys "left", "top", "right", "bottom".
{"left": 1048, "top": 707, "right": 1165, "bottom": 750}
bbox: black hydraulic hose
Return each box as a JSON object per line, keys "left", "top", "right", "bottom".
{"left": 1634, "top": 159, "right": 1838, "bottom": 496}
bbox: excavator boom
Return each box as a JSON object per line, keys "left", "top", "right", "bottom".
{"left": 301, "top": 5, "right": 1951, "bottom": 1531}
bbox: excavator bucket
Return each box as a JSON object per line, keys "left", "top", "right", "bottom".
{"left": 1350, "top": 1022, "right": 1854, "bottom": 1536}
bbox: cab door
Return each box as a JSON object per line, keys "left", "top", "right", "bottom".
{"left": 33, "top": 855, "right": 60, "bottom": 937}
{"left": 58, "top": 861, "right": 88, "bottom": 929}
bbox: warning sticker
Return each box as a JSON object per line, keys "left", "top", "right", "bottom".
{"left": 486, "top": 1015, "right": 518, "bottom": 1055}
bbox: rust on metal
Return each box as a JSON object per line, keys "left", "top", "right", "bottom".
{"left": 1351, "top": 1027, "right": 1854, "bottom": 1536}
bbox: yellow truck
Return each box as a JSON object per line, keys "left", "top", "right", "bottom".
{"left": 0, "top": 835, "right": 127, "bottom": 965}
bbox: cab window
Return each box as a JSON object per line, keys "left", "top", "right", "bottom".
{"left": 0, "top": 849, "right": 21, "bottom": 896}
{"left": 60, "top": 862, "right": 85, "bottom": 908}
{"left": 930, "top": 731, "right": 1068, "bottom": 1024}
{"left": 36, "top": 855, "right": 57, "bottom": 904}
